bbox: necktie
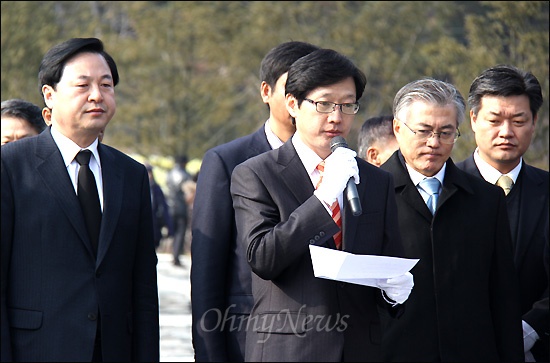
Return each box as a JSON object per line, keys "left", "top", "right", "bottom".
{"left": 496, "top": 175, "right": 513, "bottom": 196}
{"left": 316, "top": 162, "right": 342, "bottom": 249}
{"left": 419, "top": 177, "right": 440, "bottom": 215}
{"left": 75, "top": 150, "right": 102, "bottom": 256}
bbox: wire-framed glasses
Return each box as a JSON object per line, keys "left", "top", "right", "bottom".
{"left": 400, "top": 120, "right": 460, "bottom": 144}
{"left": 304, "top": 98, "right": 360, "bottom": 115}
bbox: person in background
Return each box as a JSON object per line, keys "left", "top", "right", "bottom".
{"left": 190, "top": 40, "right": 320, "bottom": 362}
{"left": 231, "top": 48, "right": 411, "bottom": 362}
{"left": 357, "top": 114, "right": 398, "bottom": 167}
{"left": 165, "top": 154, "right": 191, "bottom": 266}
{"left": 1, "top": 37, "right": 159, "bottom": 362}
{"left": 1, "top": 98, "right": 46, "bottom": 145}
{"left": 456, "top": 64, "right": 549, "bottom": 362}
{"left": 380, "top": 77, "right": 524, "bottom": 361}
{"left": 146, "top": 163, "right": 174, "bottom": 251}
{"left": 182, "top": 171, "right": 198, "bottom": 249}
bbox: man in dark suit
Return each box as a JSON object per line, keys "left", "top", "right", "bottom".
{"left": 230, "top": 48, "right": 412, "bottom": 362}
{"left": 456, "top": 64, "right": 549, "bottom": 362}
{"left": 380, "top": 78, "right": 524, "bottom": 361}
{"left": 1, "top": 38, "right": 159, "bottom": 362}
{"left": 190, "top": 41, "right": 320, "bottom": 361}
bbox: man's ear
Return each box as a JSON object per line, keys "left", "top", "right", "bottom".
{"left": 286, "top": 93, "right": 298, "bottom": 118}
{"left": 393, "top": 118, "right": 400, "bottom": 135}
{"left": 260, "top": 81, "right": 271, "bottom": 104}
{"left": 470, "top": 109, "right": 477, "bottom": 133}
{"left": 366, "top": 147, "right": 381, "bottom": 167}
{"left": 42, "top": 85, "right": 55, "bottom": 109}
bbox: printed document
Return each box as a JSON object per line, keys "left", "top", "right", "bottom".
{"left": 309, "top": 244, "right": 419, "bottom": 287}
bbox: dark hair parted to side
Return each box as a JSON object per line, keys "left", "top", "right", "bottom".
{"left": 38, "top": 37, "right": 119, "bottom": 96}
{"left": 260, "top": 41, "right": 320, "bottom": 89}
{"left": 285, "top": 48, "right": 367, "bottom": 105}
{"left": 468, "top": 64, "right": 543, "bottom": 118}
{"left": 1, "top": 98, "right": 46, "bottom": 134}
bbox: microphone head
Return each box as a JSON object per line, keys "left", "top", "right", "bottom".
{"left": 330, "top": 136, "right": 348, "bottom": 152}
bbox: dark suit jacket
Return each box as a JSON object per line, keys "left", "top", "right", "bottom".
{"left": 1, "top": 128, "right": 159, "bottom": 362}
{"left": 380, "top": 151, "right": 524, "bottom": 362}
{"left": 230, "top": 139, "right": 404, "bottom": 362}
{"left": 457, "top": 155, "right": 549, "bottom": 361}
{"left": 191, "top": 126, "right": 271, "bottom": 361}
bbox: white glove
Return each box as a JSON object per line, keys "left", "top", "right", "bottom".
{"left": 377, "top": 272, "right": 414, "bottom": 305}
{"left": 314, "top": 147, "right": 359, "bottom": 206}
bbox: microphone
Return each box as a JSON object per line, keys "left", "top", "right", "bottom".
{"left": 330, "top": 136, "right": 362, "bottom": 216}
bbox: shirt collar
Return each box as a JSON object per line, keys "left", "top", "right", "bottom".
{"left": 406, "top": 161, "right": 446, "bottom": 187}
{"left": 51, "top": 127, "right": 100, "bottom": 168}
{"left": 264, "top": 119, "right": 285, "bottom": 150}
{"left": 473, "top": 147, "right": 521, "bottom": 184}
{"left": 292, "top": 134, "right": 323, "bottom": 179}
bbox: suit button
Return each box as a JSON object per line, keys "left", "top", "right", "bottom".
{"left": 309, "top": 239, "right": 315, "bottom": 244}
{"left": 319, "top": 231, "right": 325, "bottom": 237}
{"left": 88, "top": 313, "right": 97, "bottom": 321}
{"left": 314, "top": 235, "right": 320, "bottom": 241}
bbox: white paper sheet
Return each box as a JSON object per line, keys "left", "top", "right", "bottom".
{"left": 309, "top": 244, "right": 419, "bottom": 287}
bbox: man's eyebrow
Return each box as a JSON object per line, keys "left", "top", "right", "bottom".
{"left": 75, "top": 74, "right": 113, "bottom": 81}
{"left": 488, "top": 110, "right": 527, "bottom": 118}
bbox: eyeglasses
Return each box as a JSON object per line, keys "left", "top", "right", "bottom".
{"left": 400, "top": 121, "right": 460, "bottom": 144}
{"left": 304, "top": 98, "right": 360, "bottom": 115}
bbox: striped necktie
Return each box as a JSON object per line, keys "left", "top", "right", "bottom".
{"left": 316, "top": 161, "right": 342, "bottom": 249}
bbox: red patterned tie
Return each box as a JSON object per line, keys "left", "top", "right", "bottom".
{"left": 316, "top": 162, "right": 342, "bottom": 249}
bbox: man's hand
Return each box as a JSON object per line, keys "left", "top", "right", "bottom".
{"left": 314, "top": 147, "right": 359, "bottom": 206}
{"left": 377, "top": 272, "right": 414, "bottom": 305}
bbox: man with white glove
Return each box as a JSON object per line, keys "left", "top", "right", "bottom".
{"left": 377, "top": 272, "right": 414, "bottom": 306}
{"left": 314, "top": 147, "right": 359, "bottom": 208}
{"left": 230, "top": 48, "right": 405, "bottom": 361}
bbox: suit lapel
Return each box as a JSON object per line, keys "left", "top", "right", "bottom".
{"left": 246, "top": 126, "right": 271, "bottom": 158}
{"left": 277, "top": 141, "right": 315, "bottom": 206}
{"left": 35, "top": 130, "right": 96, "bottom": 257}
{"left": 515, "top": 164, "right": 547, "bottom": 266}
{"left": 341, "top": 159, "right": 364, "bottom": 251}
{"left": 384, "top": 152, "right": 433, "bottom": 222}
{"left": 437, "top": 159, "right": 472, "bottom": 210}
{"left": 458, "top": 155, "right": 483, "bottom": 179}
{"left": 96, "top": 144, "right": 123, "bottom": 266}
{"left": 277, "top": 140, "right": 338, "bottom": 249}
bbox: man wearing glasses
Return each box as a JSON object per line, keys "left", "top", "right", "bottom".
{"left": 379, "top": 78, "right": 524, "bottom": 361}
{"left": 230, "top": 48, "right": 411, "bottom": 361}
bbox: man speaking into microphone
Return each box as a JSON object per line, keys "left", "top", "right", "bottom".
{"left": 231, "top": 48, "right": 412, "bottom": 362}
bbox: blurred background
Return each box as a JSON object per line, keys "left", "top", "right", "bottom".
{"left": 2, "top": 1, "right": 548, "bottom": 176}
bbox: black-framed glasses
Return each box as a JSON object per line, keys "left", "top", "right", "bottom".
{"left": 400, "top": 120, "right": 460, "bottom": 144}
{"left": 304, "top": 98, "right": 360, "bottom": 115}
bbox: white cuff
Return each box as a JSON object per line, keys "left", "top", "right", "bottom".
{"left": 522, "top": 320, "right": 539, "bottom": 352}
